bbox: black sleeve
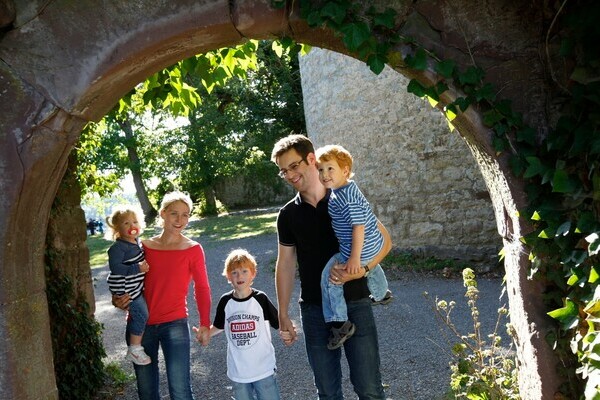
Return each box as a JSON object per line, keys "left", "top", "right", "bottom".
{"left": 212, "top": 293, "right": 231, "bottom": 330}
{"left": 254, "top": 290, "right": 280, "bottom": 330}
{"left": 277, "top": 207, "right": 295, "bottom": 247}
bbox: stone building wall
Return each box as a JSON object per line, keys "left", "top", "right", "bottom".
{"left": 300, "top": 48, "right": 501, "bottom": 263}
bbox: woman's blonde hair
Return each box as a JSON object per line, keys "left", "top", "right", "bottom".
{"left": 157, "top": 191, "right": 194, "bottom": 227}
{"left": 105, "top": 205, "right": 145, "bottom": 240}
{"left": 222, "top": 249, "right": 257, "bottom": 278}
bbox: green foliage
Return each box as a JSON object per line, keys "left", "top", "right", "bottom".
{"left": 77, "top": 39, "right": 304, "bottom": 214}
{"left": 426, "top": 269, "right": 520, "bottom": 400}
{"left": 92, "top": 362, "right": 135, "bottom": 400}
{"left": 45, "top": 259, "right": 107, "bottom": 399}
{"left": 297, "top": 1, "right": 398, "bottom": 74}
{"left": 287, "top": 0, "right": 600, "bottom": 397}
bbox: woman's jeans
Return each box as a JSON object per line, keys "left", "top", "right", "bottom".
{"left": 129, "top": 318, "right": 194, "bottom": 400}
{"left": 128, "top": 295, "right": 149, "bottom": 336}
{"left": 300, "top": 299, "right": 385, "bottom": 399}
{"left": 231, "top": 373, "right": 281, "bottom": 400}
{"left": 321, "top": 253, "right": 389, "bottom": 323}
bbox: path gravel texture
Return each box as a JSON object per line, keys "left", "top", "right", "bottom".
{"left": 93, "top": 230, "right": 509, "bottom": 400}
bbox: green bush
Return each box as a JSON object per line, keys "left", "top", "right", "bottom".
{"left": 45, "top": 263, "right": 107, "bottom": 399}
{"left": 426, "top": 268, "right": 520, "bottom": 399}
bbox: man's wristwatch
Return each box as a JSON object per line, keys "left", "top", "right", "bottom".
{"left": 363, "top": 264, "right": 370, "bottom": 277}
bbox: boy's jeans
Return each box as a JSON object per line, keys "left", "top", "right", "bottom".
{"left": 231, "top": 373, "right": 281, "bottom": 400}
{"left": 320, "top": 253, "right": 389, "bottom": 323}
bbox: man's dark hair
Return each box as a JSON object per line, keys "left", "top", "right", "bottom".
{"left": 271, "top": 133, "right": 315, "bottom": 163}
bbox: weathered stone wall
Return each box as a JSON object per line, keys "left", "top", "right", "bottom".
{"left": 215, "top": 175, "right": 293, "bottom": 209}
{"left": 300, "top": 48, "right": 501, "bottom": 264}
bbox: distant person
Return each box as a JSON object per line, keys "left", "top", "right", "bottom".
{"left": 315, "top": 144, "right": 392, "bottom": 349}
{"left": 87, "top": 218, "right": 96, "bottom": 235}
{"left": 271, "top": 134, "right": 391, "bottom": 399}
{"left": 106, "top": 205, "right": 150, "bottom": 365}
{"left": 96, "top": 219, "right": 104, "bottom": 234}
{"left": 207, "top": 249, "right": 282, "bottom": 400}
{"left": 113, "top": 191, "right": 212, "bottom": 400}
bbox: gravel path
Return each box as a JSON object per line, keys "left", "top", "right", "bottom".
{"left": 93, "top": 231, "right": 508, "bottom": 400}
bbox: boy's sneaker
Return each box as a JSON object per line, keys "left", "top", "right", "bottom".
{"left": 327, "top": 321, "right": 356, "bottom": 350}
{"left": 371, "top": 289, "right": 394, "bottom": 306}
{"left": 126, "top": 346, "right": 151, "bottom": 365}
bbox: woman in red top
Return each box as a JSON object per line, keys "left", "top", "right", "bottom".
{"left": 118, "top": 191, "right": 211, "bottom": 400}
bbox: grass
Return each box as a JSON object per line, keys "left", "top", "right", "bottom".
{"left": 381, "top": 249, "right": 473, "bottom": 280}
{"left": 87, "top": 211, "right": 278, "bottom": 268}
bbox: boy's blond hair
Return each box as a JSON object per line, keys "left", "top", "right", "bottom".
{"left": 315, "top": 144, "right": 355, "bottom": 178}
{"left": 223, "top": 249, "right": 257, "bottom": 277}
{"left": 105, "top": 205, "right": 145, "bottom": 240}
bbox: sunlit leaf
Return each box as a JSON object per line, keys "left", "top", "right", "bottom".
{"left": 587, "top": 233, "right": 600, "bottom": 256}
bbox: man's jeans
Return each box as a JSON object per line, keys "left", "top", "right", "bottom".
{"left": 300, "top": 299, "right": 385, "bottom": 399}
{"left": 129, "top": 318, "right": 194, "bottom": 400}
{"left": 321, "top": 253, "right": 389, "bottom": 323}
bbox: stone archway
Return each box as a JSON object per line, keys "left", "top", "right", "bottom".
{"left": 0, "top": 1, "right": 560, "bottom": 399}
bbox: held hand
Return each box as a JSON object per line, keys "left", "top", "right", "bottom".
{"left": 345, "top": 258, "right": 362, "bottom": 276}
{"left": 278, "top": 315, "right": 297, "bottom": 346}
{"left": 192, "top": 326, "right": 210, "bottom": 346}
{"left": 112, "top": 293, "right": 131, "bottom": 310}
{"left": 330, "top": 262, "right": 365, "bottom": 284}
{"left": 139, "top": 260, "right": 150, "bottom": 273}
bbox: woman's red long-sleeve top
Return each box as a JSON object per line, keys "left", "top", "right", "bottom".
{"left": 142, "top": 244, "right": 212, "bottom": 327}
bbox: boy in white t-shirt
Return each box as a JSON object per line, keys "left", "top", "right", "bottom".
{"left": 207, "top": 249, "right": 282, "bottom": 400}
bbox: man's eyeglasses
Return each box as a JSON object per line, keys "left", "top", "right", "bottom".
{"left": 278, "top": 158, "right": 307, "bottom": 178}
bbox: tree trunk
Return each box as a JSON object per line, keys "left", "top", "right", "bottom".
{"left": 119, "top": 119, "right": 158, "bottom": 224}
{"left": 203, "top": 186, "right": 218, "bottom": 215}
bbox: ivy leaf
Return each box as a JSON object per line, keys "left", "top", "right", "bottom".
{"left": 340, "top": 22, "right": 371, "bottom": 51}
{"left": 475, "top": 83, "right": 495, "bottom": 102}
{"left": 458, "top": 66, "right": 484, "bottom": 85}
{"left": 552, "top": 168, "right": 577, "bottom": 193}
{"left": 516, "top": 127, "right": 536, "bottom": 145}
{"left": 453, "top": 97, "right": 471, "bottom": 112}
{"left": 434, "top": 59, "right": 456, "bottom": 79}
{"left": 547, "top": 299, "right": 579, "bottom": 329}
{"left": 407, "top": 79, "right": 426, "bottom": 98}
{"left": 371, "top": 8, "right": 396, "bottom": 28}
{"left": 483, "top": 109, "right": 504, "bottom": 126}
{"left": 556, "top": 221, "right": 571, "bottom": 237}
{"left": 577, "top": 212, "right": 598, "bottom": 233}
{"left": 367, "top": 53, "right": 387, "bottom": 75}
{"left": 306, "top": 10, "right": 323, "bottom": 26}
{"left": 524, "top": 156, "right": 546, "bottom": 179}
{"left": 404, "top": 48, "right": 427, "bottom": 71}
{"left": 586, "top": 233, "right": 600, "bottom": 256}
{"left": 589, "top": 267, "right": 600, "bottom": 284}
{"left": 567, "top": 269, "right": 583, "bottom": 286}
{"left": 321, "top": 1, "right": 348, "bottom": 25}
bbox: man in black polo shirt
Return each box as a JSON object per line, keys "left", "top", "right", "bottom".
{"left": 271, "top": 134, "right": 391, "bottom": 399}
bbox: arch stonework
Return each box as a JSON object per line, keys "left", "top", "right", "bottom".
{"left": 0, "top": 1, "right": 560, "bottom": 399}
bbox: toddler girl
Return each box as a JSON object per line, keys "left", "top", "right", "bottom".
{"left": 106, "top": 205, "right": 151, "bottom": 365}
